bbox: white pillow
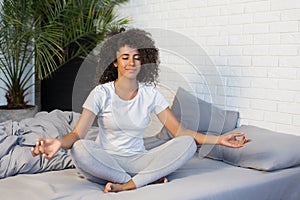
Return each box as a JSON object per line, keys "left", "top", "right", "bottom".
{"left": 202, "top": 125, "right": 300, "bottom": 171}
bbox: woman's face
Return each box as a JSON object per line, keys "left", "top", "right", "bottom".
{"left": 114, "top": 45, "right": 141, "bottom": 81}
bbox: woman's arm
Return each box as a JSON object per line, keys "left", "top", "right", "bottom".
{"left": 59, "top": 108, "right": 96, "bottom": 149}
{"left": 32, "top": 108, "right": 96, "bottom": 159}
{"left": 157, "top": 107, "right": 249, "bottom": 148}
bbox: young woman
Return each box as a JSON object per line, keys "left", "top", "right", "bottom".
{"left": 32, "top": 29, "right": 249, "bottom": 193}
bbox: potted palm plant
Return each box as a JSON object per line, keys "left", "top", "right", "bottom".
{"left": 0, "top": 0, "right": 129, "bottom": 122}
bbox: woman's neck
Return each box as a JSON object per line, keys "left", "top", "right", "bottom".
{"left": 114, "top": 78, "right": 139, "bottom": 100}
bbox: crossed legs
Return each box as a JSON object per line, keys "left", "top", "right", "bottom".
{"left": 70, "top": 136, "right": 196, "bottom": 192}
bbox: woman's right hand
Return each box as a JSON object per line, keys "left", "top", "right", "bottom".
{"left": 31, "top": 138, "right": 62, "bottom": 159}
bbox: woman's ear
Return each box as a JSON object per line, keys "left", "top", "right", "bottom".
{"left": 113, "top": 62, "right": 117, "bottom": 67}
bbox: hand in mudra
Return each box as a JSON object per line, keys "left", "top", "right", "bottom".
{"left": 219, "top": 133, "right": 251, "bottom": 148}
{"left": 31, "top": 138, "right": 62, "bottom": 159}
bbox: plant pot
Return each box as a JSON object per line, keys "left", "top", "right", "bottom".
{"left": 0, "top": 105, "right": 38, "bottom": 123}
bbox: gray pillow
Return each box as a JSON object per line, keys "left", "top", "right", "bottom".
{"left": 156, "top": 87, "right": 239, "bottom": 140}
{"left": 201, "top": 125, "right": 300, "bottom": 171}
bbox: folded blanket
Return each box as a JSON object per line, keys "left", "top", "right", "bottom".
{"left": 0, "top": 110, "right": 81, "bottom": 178}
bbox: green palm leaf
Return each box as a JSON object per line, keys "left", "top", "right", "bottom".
{"left": 0, "top": 0, "right": 129, "bottom": 108}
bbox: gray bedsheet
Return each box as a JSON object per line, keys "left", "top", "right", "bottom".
{"left": 0, "top": 155, "right": 299, "bottom": 200}
{"left": 0, "top": 110, "right": 78, "bottom": 178}
{"left": 1, "top": 113, "right": 300, "bottom": 200}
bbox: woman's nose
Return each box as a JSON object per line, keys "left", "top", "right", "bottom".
{"left": 128, "top": 57, "right": 134, "bottom": 66}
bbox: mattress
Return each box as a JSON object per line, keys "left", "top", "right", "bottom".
{"left": 1, "top": 155, "right": 299, "bottom": 200}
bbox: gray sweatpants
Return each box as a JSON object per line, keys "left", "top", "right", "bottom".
{"left": 70, "top": 136, "right": 197, "bottom": 188}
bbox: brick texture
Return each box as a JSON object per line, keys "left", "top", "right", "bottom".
{"left": 121, "top": 1, "right": 300, "bottom": 135}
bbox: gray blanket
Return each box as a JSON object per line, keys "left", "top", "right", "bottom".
{"left": 0, "top": 110, "right": 80, "bottom": 178}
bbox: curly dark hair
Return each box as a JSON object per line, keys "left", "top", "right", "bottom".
{"left": 97, "top": 28, "right": 160, "bottom": 85}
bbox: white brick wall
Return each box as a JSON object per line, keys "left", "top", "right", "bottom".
{"left": 117, "top": 0, "right": 300, "bottom": 136}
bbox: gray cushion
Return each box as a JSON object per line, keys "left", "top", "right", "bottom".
{"left": 202, "top": 125, "right": 300, "bottom": 171}
{"left": 156, "top": 87, "right": 239, "bottom": 140}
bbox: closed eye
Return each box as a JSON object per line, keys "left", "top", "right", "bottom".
{"left": 133, "top": 54, "right": 141, "bottom": 60}
{"left": 121, "top": 54, "right": 141, "bottom": 60}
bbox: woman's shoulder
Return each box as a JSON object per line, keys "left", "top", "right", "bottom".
{"left": 92, "top": 82, "right": 114, "bottom": 95}
{"left": 94, "top": 82, "right": 113, "bottom": 90}
{"left": 139, "top": 82, "right": 161, "bottom": 96}
{"left": 139, "top": 82, "right": 155, "bottom": 91}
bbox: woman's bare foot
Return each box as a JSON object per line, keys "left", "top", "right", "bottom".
{"left": 104, "top": 182, "right": 122, "bottom": 193}
{"left": 104, "top": 177, "right": 167, "bottom": 193}
{"left": 151, "top": 177, "right": 168, "bottom": 185}
{"left": 104, "top": 179, "right": 136, "bottom": 193}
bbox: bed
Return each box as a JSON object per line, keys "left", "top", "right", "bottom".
{"left": 1, "top": 87, "right": 300, "bottom": 200}
{"left": 1, "top": 154, "right": 300, "bottom": 200}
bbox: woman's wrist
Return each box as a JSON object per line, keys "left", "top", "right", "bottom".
{"left": 216, "top": 135, "right": 222, "bottom": 145}
{"left": 60, "top": 131, "right": 80, "bottom": 149}
{"left": 57, "top": 138, "right": 64, "bottom": 149}
{"left": 193, "top": 133, "right": 197, "bottom": 140}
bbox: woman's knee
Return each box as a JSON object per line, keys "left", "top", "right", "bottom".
{"left": 70, "top": 140, "right": 94, "bottom": 162}
{"left": 175, "top": 135, "right": 196, "bottom": 145}
{"left": 174, "top": 136, "right": 197, "bottom": 153}
{"left": 71, "top": 140, "right": 83, "bottom": 157}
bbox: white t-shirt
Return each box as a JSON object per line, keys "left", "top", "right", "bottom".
{"left": 83, "top": 81, "right": 169, "bottom": 156}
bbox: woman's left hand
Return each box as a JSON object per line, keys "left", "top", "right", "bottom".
{"left": 219, "top": 133, "right": 251, "bottom": 148}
